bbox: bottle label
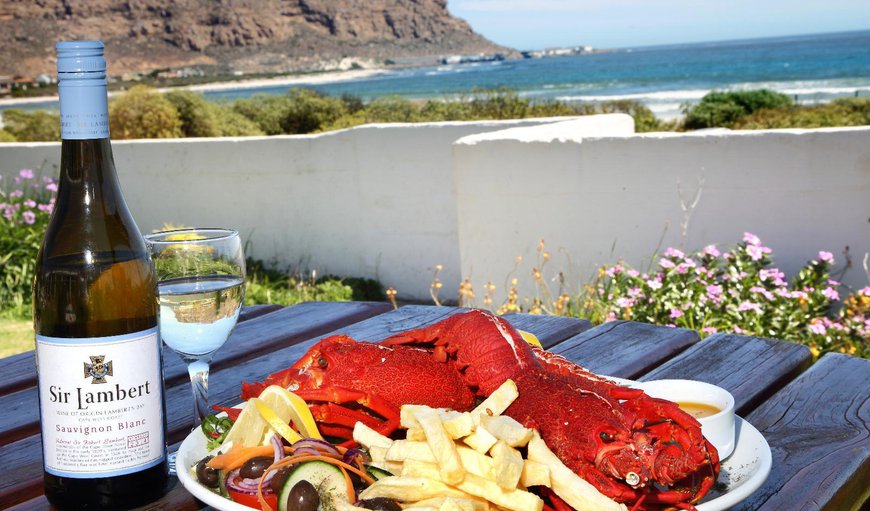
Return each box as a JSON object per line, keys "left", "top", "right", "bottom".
{"left": 36, "top": 327, "right": 165, "bottom": 478}
{"left": 58, "top": 81, "right": 110, "bottom": 139}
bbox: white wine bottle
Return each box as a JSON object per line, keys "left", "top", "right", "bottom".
{"left": 33, "top": 41, "right": 168, "bottom": 509}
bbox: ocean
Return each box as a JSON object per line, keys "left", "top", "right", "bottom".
{"left": 204, "top": 30, "right": 870, "bottom": 120}
{"left": 5, "top": 30, "right": 870, "bottom": 119}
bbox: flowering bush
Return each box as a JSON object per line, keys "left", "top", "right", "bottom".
{"left": 573, "top": 233, "right": 869, "bottom": 359}
{"left": 0, "top": 169, "right": 56, "bottom": 316}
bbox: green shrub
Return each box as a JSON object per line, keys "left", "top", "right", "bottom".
{"left": 1, "top": 109, "right": 60, "bottom": 141}
{"left": 468, "top": 87, "right": 530, "bottom": 119}
{"left": 684, "top": 90, "right": 793, "bottom": 129}
{"left": 0, "top": 169, "right": 56, "bottom": 317}
{"left": 109, "top": 85, "right": 182, "bottom": 139}
{"left": 362, "top": 96, "right": 418, "bottom": 123}
{"left": 165, "top": 90, "right": 263, "bottom": 137}
{"left": 569, "top": 234, "right": 869, "bottom": 358}
{"left": 734, "top": 97, "right": 870, "bottom": 129}
{"left": 0, "top": 129, "right": 16, "bottom": 142}
{"left": 243, "top": 259, "right": 384, "bottom": 306}
{"left": 232, "top": 94, "right": 292, "bottom": 135}
{"left": 281, "top": 88, "right": 348, "bottom": 134}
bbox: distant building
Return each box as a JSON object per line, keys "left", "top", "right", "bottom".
{"left": 0, "top": 75, "right": 12, "bottom": 95}
{"left": 35, "top": 74, "right": 55, "bottom": 85}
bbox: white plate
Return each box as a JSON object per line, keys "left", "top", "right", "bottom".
{"left": 696, "top": 416, "right": 772, "bottom": 510}
{"left": 177, "top": 416, "right": 771, "bottom": 511}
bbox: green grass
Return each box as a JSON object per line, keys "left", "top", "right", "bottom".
{"left": 0, "top": 318, "right": 33, "bottom": 357}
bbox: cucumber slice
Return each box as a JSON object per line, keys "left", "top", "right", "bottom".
{"left": 278, "top": 460, "right": 347, "bottom": 511}
{"left": 364, "top": 465, "right": 393, "bottom": 481}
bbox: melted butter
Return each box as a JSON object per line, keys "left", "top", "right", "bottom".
{"left": 678, "top": 401, "right": 721, "bottom": 418}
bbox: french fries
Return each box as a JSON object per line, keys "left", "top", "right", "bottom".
{"left": 354, "top": 379, "right": 626, "bottom": 511}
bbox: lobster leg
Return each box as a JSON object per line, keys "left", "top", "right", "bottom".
{"left": 294, "top": 387, "right": 402, "bottom": 438}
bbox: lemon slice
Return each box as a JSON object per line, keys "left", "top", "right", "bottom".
{"left": 258, "top": 385, "right": 324, "bottom": 440}
{"left": 221, "top": 398, "right": 270, "bottom": 448}
{"left": 254, "top": 398, "right": 304, "bottom": 444}
{"left": 519, "top": 330, "right": 542, "bottom": 348}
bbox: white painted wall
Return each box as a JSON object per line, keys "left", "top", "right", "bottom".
{"left": 2, "top": 118, "right": 868, "bottom": 303}
{"left": 453, "top": 124, "right": 870, "bottom": 303}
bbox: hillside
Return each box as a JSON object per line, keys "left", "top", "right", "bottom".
{"left": 0, "top": 0, "right": 514, "bottom": 77}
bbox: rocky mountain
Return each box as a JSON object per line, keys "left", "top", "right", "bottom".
{"left": 0, "top": 0, "right": 514, "bottom": 77}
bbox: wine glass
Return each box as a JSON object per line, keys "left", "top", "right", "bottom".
{"left": 145, "top": 228, "right": 246, "bottom": 429}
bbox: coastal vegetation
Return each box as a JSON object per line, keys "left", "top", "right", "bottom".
{"left": 2, "top": 86, "right": 868, "bottom": 143}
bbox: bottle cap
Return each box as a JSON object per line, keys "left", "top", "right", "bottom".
{"left": 56, "top": 40, "right": 106, "bottom": 75}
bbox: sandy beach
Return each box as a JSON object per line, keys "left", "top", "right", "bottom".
{"left": 0, "top": 67, "right": 388, "bottom": 108}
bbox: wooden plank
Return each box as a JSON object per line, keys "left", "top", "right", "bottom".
{"left": 734, "top": 353, "right": 870, "bottom": 511}
{"left": 0, "top": 435, "right": 43, "bottom": 508}
{"left": 639, "top": 333, "right": 812, "bottom": 415}
{"left": 503, "top": 312, "right": 592, "bottom": 349}
{"left": 0, "top": 301, "right": 391, "bottom": 449}
{"left": 0, "top": 304, "right": 286, "bottom": 397}
{"left": 550, "top": 320, "right": 700, "bottom": 378}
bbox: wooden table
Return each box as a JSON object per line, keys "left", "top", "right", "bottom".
{"left": 2, "top": 302, "right": 869, "bottom": 510}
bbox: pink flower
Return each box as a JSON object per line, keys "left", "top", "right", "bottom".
{"left": 670, "top": 308, "right": 684, "bottom": 319}
{"left": 45, "top": 182, "right": 58, "bottom": 192}
{"left": 733, "top": 325, "right": 746, "bottom": 334}
{"left": 2, "top": 208, "right": 13, "bottom": 221}
{"left": 808, "top": 322, "right": 827, "bottom": 335}
{"left": 791, "top": 291, "right": 809, "bottom": 300}
{"left": 23, "top": 199, "right": 36, "bottom": 208}
{"left": 746, "top": 244, "right": 771, "bottom": 261}
{"left": 626, "top": 269, "right": 640, "bottom": 278}
{"left": 22, "top": 210, "right": 36, "bottom": 224}
{"left": 775, "top": 287, "right": 791, "bottom": 298}
{"left": 615, "top": 297, "right": 635, "bottom": 308}
{"left": 750, "top": 286, "right": 775, "bottom": 301}
{"left": 605, "top": 264, "right": 624, "bottom": 277}
{"left": 38, "top": 203, "right": 53, "bottom": 213}
{"left": 606, "top": 311, "right": 618, "bottom": 322}
{"left": 627, "top": 286, "right": 643, "bottom": 298}
{"left": 701, "top": 326, "right": 718, "bottom": 335}
{"left": 743, "top": 232, "right": 761, "bottom": 245}
{"left": 822, "top": 287, "right": 839, "bottom": 301}
{"left": 818, "top": 251, "right": 834, "bottom": 264}
{"left": 737, "top": 301, "right": 762, "bottom": 313}
{"left": 706, "top": 284, "right": 723, "bottom": 298}
{"left": 759, "top": 268, "right": 786, "bottom": 286}
{"left": 18, "top": 169, "right": 34, "bottom": 180}
{"left": 658, "top": 258, "right": 675, "bottom": 269}
{"left": 646, "top": 278, "right": 663, "bottom": 290}
{"left": 702, "top": 245, "right": 721, "bottom": 258}
{"left": 663, "top": 247, "right": 684, "bottom": 259}
{"left": 10, "top": 190, "right": 23, "bottom": 198}
{"left": 666, "top": 324, "right": 677, "bottom": 328}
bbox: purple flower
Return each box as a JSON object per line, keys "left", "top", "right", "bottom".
{"left": 18, "top": 169, "right": 34, "bottom": 180}
{"left": 22, "top": 210, "right": 36, "bottom": 224}
{"left": 743, "top": 232, "right": 761, "bottom": 245}
{"left": 822, "top": 287, "right": 839, "bottom": 301}
{"left": 702, "top": 244, "right": 721, "bottom": 258}
{"left": 737, "top": 301, "right": 762, "bottom": 313}
{"left": 10, "top": 190, "right": 23, "bottom": 198}
{"left": 38, "top": 203, "right": 53, "bottom": 213}
{"left": 669, "top": 308, "right": 684, "bottom": 319}
{"left": 658, "top": 258, "right": 675, "bottom": 269}
{"left": 23, "top": 199, "right": 36, "bottom": 208}
{"left": 2, "top": 208, "right": 13, "bottom": 221}
{"left": 663, "top": 247, "right": 685, "bottom": 259}
{"left": 818, "top": 251, "right": 834, "bottom": 264}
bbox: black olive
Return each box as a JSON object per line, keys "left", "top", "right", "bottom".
{"left": 284, "top": 480, "right": 319, "bottom": 511}
{"left": 357, "top": 497, "right": 403, "bottom": 511}
{"left": 195, "top": 455, "right": 219, "bottom": 488}
{"left": 270, "top": 466, "right": 295, "bottom": 493}
{"left": 239, "top": 456, "right": 274, "bottom": 479}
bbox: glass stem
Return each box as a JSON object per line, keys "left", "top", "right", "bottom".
{"left": 188, "top": 360, "right": 210, "bottom": 428}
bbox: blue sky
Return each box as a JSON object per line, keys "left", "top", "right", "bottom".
{"left": 448, "top": 0, "right": 870, "bottom": 50}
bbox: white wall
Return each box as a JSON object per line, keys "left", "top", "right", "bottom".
{"left": 2, "top": 118, "right": 868, "bottom": 303}
{"left": 453, "top": 124, "right": 870, "bottom": 302}
{"left": 0, "top": 118, "right": 584, "bottom": 299}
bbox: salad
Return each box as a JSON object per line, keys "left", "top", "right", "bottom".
{"left": 190, "top": 385, "right": 400, "bottom": 511}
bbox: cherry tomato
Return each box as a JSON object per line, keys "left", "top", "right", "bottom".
{"left": 227, "top": 488, "right": 278, "bottom": 510}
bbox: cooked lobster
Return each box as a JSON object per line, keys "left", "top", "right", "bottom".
{"left": 242, "top": 309, "right": 719, "bottom": 510}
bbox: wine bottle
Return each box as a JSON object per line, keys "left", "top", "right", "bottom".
{"left": 33, "top": 41, "right": 168, "bottom": 509}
